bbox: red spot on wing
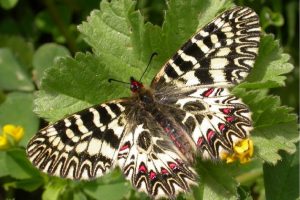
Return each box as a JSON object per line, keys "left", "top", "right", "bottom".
{"left": 168, "top": 162, "right": 177, "bottom": 170}
{"left": 207, "top": 129, "right": 215, "bottom": 141}
{"left": 226, "top": 116, "right": 235, "bottom": 123}
{"left": 149, "top": 171, "right": 157, "bottom": 180}
{"left": 119, "top": 144, "right": 130, "bottom": 151}
{"left": 161, "top": 168, "right": 169, "bottom": 175}
{"left": 202, "top": 88, "right": 214, "bottom": 97}
{"left": 221, "top": 108, "right": 231, "bottom": 114}
{"left": 138, "top": 164, "right": 147, "bottom": 173}
{"left": 197, "top": 137, "right": 204, "bottom": 147}
{"left": 218, "top": 123, "right": 225, "bottom": 132}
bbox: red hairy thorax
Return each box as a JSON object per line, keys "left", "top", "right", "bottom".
{"left": 130, "top": 77, "right": 144, "bottom": 93}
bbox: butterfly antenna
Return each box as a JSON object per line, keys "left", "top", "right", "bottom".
{"left": 139, "top": 52, "right": 158, "bottom": 82}
{"left": 108, "top": 78, "right": 130, "bottom": 85}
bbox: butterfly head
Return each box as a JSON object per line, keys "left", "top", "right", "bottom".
{"left": 130, "top": 77, "right": 144, "bottom": 93}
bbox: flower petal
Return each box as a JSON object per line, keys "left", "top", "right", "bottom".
{"left": 3, "top": 124, "right": 24, "bottom": 142}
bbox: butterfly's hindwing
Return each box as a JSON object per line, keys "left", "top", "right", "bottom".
{"left": 27, "top": 100, "right": 128, "bottom": 180}
{"left": 155, "top": 86, "right": 252, "bottom": 160}
{"left": 117, "top": 114, "right": 198, "bottom": 199}
{"left": 152, "top": 6, "right": 260, "bottom": 89}
{"left": 185, "top": 88, "right": 252, "bottom": 159}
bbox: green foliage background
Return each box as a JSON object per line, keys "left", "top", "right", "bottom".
{"left": 0, "top": 0, "right": 298, "bottom": 199}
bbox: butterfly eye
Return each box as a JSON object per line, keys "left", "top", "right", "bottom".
{"left": 130, "top": 84, "right": 137, "bottom": 92}
{"left": 130, "top": 80, "right": 143, "bottom": 93}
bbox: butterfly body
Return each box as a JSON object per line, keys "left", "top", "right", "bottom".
{"left": 27, "top": 7, "right": 260, "bottom": 199}
{"left": 130, "top": 77, "right": 197, "bottom": 163}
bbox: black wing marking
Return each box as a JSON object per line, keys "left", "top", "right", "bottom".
{"left": 27, "top": 100, "right": 129, "bottom": 180}
{"left": 151, "top": 7, "right": 260, "bottom": 89}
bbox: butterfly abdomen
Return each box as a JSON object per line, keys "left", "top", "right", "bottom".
{"left": 154, "top": 112, "right": 196, "bottom": 163}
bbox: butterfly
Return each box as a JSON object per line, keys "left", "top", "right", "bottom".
{"left": 27, "top": 6, "right": 260, "bottom": 199}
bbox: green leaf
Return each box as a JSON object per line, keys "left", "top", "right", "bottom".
{"left": 195, "top": 0, "right": 233, "bottom": 29}
{"left": 35, "top": 6, "right": 72, "bottom": 43}
{"left": 0, "top": 90, "right": 5, "bottom": 104}
{"left": 42, "top": 179, "right": 67, "bottom": 200}
{"left": 80, "top": 169, "right": 129, "bottom": 200}
{"left": 235, "top": 89, "right": 298, "bottom": 164}
{"left": 73, "top": 191, "right": 88, "bottom": 200}
{"left": 232, "top": 160, "right": 263, "bottom": 185}
{"left": 40, "top": 52, "right": 133, "bottom": 103}
{"left": 0, "top": 92, "right": 39, "bottom": 146}
{"left": 83, "top": 181, "right": 130, "bottom": 200}
{"left": 79, "top": 0, "right": 139, "bottom": 64}
{"left": 259, "top": 7, "right": 284, "bottom": 29}
{"left": 34, "top": 90, "right": 91, "bottom": 123}
{"left": 0, "top": 48, "right": 34, "bottom": 91}
{"left": 237, "top": 35, "right": 294, "bottom": 89}
{"left": 252, "top": 122, "right": 298, "bottom": 164}
{"left": 0, "top": 35, "right": 34, "bottom": 70}
{"left": 240, "top": 90, "right": 296, "bottom": 127}
{"left": 195, "top": 161, "right": 237, "bottom": 200}
{"left": 35, "top": 52, "right": 140, "bottom": 121}
{"left": 0, "top": 0, "right": 18, "bottom": 10}
{"left": 263, "top": 144, "right": 299, "bottom": 200}
{"left": 0, "top": 151, "right": 9, "bottom": 177}
{"left": 4, "top": 177, "right": 44, "bottom": 192}
{"left": 33, "top": 43, "right": 70, "bottom": 87}
{"left": 0, "top": 148, "right": 42, "bottom": 180}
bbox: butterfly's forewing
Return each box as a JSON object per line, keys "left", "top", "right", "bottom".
{"left": 27, "top": 100, "right": 129, "bottom": 180}
{"left": 117, "top": 115, "right": 198, "bottom": 199}
{"left": 151, "top": 7, "right": 260, "bottom": 89}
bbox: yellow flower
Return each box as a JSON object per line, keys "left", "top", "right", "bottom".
{"left": 221, "top": 138, "right": 254, "bottom": 164}
{"left": 0, "top": 134, "right": 10, "bottom": 150}
{"left": 3, "top": 124, "right": 24, "bottom": 143}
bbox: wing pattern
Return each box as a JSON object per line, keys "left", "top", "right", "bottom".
{"left": 155, "top": 87, "right": 252, "bottom": 160}
{"left": 27, "top": 100, "right": 128, "bottom": 180}
{"left": 117, "top": 119, "right": 198, "bottom": 199}
{"left": 152, "top": 6, "right": 260, "bottom": 89}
